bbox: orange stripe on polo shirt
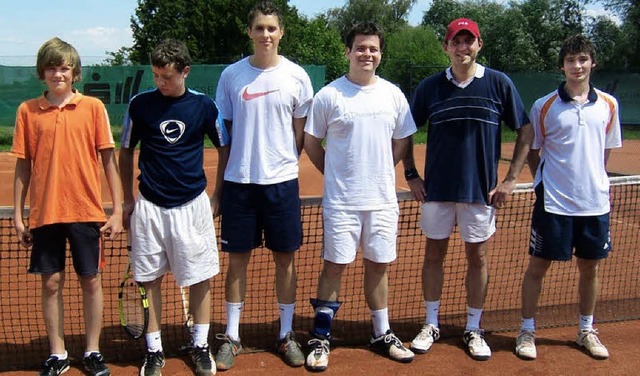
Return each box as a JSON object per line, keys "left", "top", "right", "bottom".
{"left": 599, "top": 93, "right": 617, "bottom": 134}
{"left": 538, "top": 93, "right": 558, "bottom": 137}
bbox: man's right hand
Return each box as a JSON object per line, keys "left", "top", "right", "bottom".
{"left": 122, "top": 200, "right": 135, "bottom": 230}
{"left": 407, "top": 177, "right": 426, "bottom": 203}
{"left": 14, "top": 221, "right": 33, "bottom": 248}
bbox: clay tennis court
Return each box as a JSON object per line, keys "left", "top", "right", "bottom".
{"left": 0, "top": 142, "right": 639, "bottom": 375}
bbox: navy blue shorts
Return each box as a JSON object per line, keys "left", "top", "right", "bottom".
{"left": 529, "top": 184, "right": 611, "bottom": 261}
{"left": 221, "top": 179, "right": 302, "bottom": 253}
{"left": 29, "top": 222, "right": 103, "bottom": 276}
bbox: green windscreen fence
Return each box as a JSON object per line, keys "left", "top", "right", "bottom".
{"left": 1, "top": 67, "right": 639, "bottom": 126}
{"left": 0, "top": 64, "right": 327, "bottom": 126}
{"left": 508, "top": 72, "right": 640, "bottom": 126}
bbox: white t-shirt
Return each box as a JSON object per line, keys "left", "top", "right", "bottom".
{"left": 530, "top": 85, "right": 622, "bottom": 216}
{"left": 216, "top": 56, "right": 314, "bottom": 184}
{"left": 305, "top": 76, "right": 417, "bottom": 210}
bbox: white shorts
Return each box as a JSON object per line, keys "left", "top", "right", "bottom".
{"left": 420, "top": 202, "right": 495, "bottom": 243}
{"left": 322, "top": 207, "right": 399, "bottom": 264}
{"left": 130, "top": 190, "right": 220, "bottom": 287}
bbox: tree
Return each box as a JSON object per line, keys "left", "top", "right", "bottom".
{"left": 588, "top": 16, "right": 626, "bottom": 70}
{"left": 279, "top": 15, "right": 348, "bottom": 82}
{"left": 381, "top": 25, "right": 449, "bottom": 96}
{"left": 325, "top": 0, "right": 417, "bottom": 39}
{"left": 485, "top": 7, "right": 542, "bottom": 71}
{"left": 126, "top": 0, "right": 289, "bottom": 65}
{"left": 596, "top": 0, "right": 640, "bottom": 71}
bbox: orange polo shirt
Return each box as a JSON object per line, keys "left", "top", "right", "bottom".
{"left": 11, "top": 91, "right": 115, "bottom": 229}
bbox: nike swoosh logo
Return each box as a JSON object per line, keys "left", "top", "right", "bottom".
{"left": 166, "top": 128, "right": 178, "bottom": 134}
{"left": 242, "top": 87, "right": 280, "bottom": 101}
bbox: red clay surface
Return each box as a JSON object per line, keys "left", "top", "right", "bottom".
{"left": 1, "top": 322, "right": 638, "bottom": 375}
{"left": 0, "top": 142, "right": 639, "bottom": 375}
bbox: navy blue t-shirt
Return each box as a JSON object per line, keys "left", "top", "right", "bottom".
{"left": 410, "top": 68, "right": 529, "bottom": 205}
{"left": 122, "top": 88, "right": 229, "bottom": 208}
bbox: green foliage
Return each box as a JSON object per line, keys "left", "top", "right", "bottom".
{"left": 127, "top": 0, "right": 260, "bottom": 64}
{"left": 588, "top": 16, "right": 627, "bottom": 71}
{"left": 0, "top": 126, "right": 13, "bottom": 152}
{"left": 421, "top": 0, "right": 591, "bottom": 72}
{"left": 113, "top": 0, "right": 636, "bottom": 75}
{"left": 325, "top": 0, "right": 417, "bottom": 38}
{"left": 380, "top": 25, "right": 448, "bottom": 95}
{"left": 279, "top": 16, "right": 348, "bottom": 83}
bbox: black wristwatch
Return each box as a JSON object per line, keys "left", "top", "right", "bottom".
{"left": 404, "top": 167, "right": 420, "bottom": 181}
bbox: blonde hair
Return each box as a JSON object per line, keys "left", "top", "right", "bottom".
{"left": 36, "top": 37, "right": 82, "bottom": 83}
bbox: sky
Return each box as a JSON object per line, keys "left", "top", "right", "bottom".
{"left": 0, "top": 0, "right": 610, "bottom": 66}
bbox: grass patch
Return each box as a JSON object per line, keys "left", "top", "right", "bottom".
{"left": 0, "top": 126, "right": 12, "bottom": 152}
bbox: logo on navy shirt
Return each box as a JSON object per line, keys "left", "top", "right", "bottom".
{"left": 159, "top": 120, "right": 185, "bottom": 144}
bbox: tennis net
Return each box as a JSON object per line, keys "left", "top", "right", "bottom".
{"left": 1, "top": 176, "right": 638, "bottom": 370}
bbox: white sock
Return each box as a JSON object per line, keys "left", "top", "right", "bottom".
{"left": 193, "top": 323, "right": 210, "bottom": 347}
{"left": 521, "top": 317, "right": 535, "bottom": 332}
{"left": 465, "top": 306, "right": 483, "bottom": 331}
{"left": 579, "top": 315, "right": 594, "bottom": 331}
{"left": 51, "top": 351, "right": 68, "bottom": 360}
{"left": 83, "top": 351, "right": 99, "bottom": 358}
{"left": 145, "top": 331, "right": 163, "bottom": 352}
{"left": 425, "top": 300, "right": 440, "bottom": 327}
{"left": 278, "top": 302, "right": 295, "bottom": 339}
{"left": 225, "top": 302, "right": 244, "bottom": 341}
{"left": 371, "top": 307, "right": 391, "bottom": 338}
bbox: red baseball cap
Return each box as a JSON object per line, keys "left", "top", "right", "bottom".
{"left": 445, "top": 18, "right": 481, "bottom": 41}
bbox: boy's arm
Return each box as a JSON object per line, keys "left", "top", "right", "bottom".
{"left": 401, "top": 136, "right": 425, "bottom": 203}
{"left": 293, "top": 117, "right": 307, "bottom": 156}
{"left": 392, "top": 136, "right": 411, "bottom": 166}
{"left": 119, "top": 147, "right": 136, "bottom": 230}
{"left": 489, "top": 123, "right": 534, "bottom": 208}
{"left": 13, "top": 158, "right": 32, "bottom": 247}
{"left": 303, "top": 133, "right": 325, "bottom": 174}
{"left": 211, "top": 120, "right": 232, "bottom": 217}
{"left": 100, "top": 148, "right": 123, "bottom": 240}
{"left": 528, "top": 149, "right": 541, "bottom": 178}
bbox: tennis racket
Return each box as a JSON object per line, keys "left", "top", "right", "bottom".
{"left": 179, "top": 286, "right": 195, "bottom": 352}
{"left": 117, "top": 241, "right": 149, "bottom": 339}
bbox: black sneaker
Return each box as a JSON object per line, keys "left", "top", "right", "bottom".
{"left": 191, "top": 344, "right": 215, "bottom": 376}
{"left": 140, "top": 350, "right": 165, "bottom": 376}
{"left": 83, "top": 352, "right": 111, "bottom": 376}
{"left": 39, "top": 356, "right": 70, "bottom": 376}
{"left": 369, "top": 330, "right": 415, "bottom": 363}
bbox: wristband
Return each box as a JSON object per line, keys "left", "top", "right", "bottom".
{"left": 404, "top": 167, "right": 420, "bottom": 181}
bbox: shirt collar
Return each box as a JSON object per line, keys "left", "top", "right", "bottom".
{"left": 446, "top": 64, "right": 485, "bottom": 88}
{"left": 38, "top": 89, "right": 83, "bottom": 110}
{"left": 557, "top": 81, "right": 598, "bottom": 103}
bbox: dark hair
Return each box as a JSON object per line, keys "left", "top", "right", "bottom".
{"left": 558, "top": 34, "right": 597, "bottom": 68}
{"left": 248, "top": 0, "right": 283, "bottom": 29}
{"left": 36, "top": 37, "right": 82, "bottom": 83}
{"left": 151, "top": 39, "right": 192, "bottom": 72}
{"left": 344, "top": 22, "right": 384, "bottom": 51}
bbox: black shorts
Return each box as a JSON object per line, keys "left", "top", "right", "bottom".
{"left": 221, "top": 179, "right": 302, "bottom": 253}
{"left": 529, "top": 184, "right": 611, "bottom": 261}
{"left": 29, "top": 222, "right": 103, "bottom": 276}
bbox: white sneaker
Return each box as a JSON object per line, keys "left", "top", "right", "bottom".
{"left": 410, "top": 324, "right": 440, "bottom": 353}
{"left": 463, "top": 330, "right": 491, "bottom": 361}
{"left": 369, "top": 330, "right": 415, "bottom": 363}
{"left": 515, "top": 330, "right": 537, "bottom": 360}
{"left": 306, "top": 338, "right": 330, "bottom": 371}
{"left": 576, "top": 329, "right": 609, "bottom": 359}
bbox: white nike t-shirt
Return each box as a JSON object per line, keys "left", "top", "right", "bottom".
{"left": 216, "top": 56, "right": 314, "bottom": 184}
{"left": 305, "top": 76, "right": 417, "bottom": 210}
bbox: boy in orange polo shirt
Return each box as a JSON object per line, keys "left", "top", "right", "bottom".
{"left": 12, "top": 37, "right": 123, "bottom": 376}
